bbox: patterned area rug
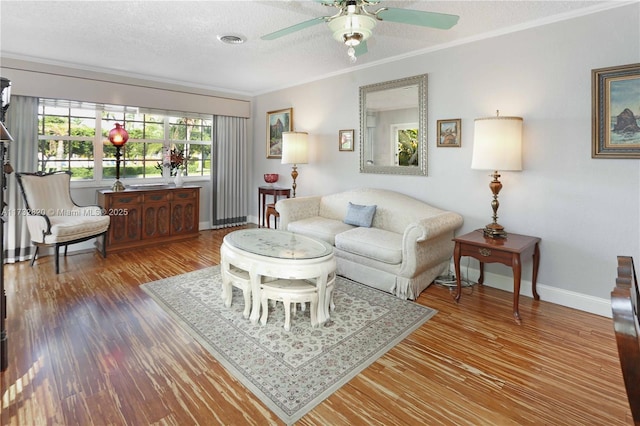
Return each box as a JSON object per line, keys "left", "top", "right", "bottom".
{"left": 141, "top": 266, "right": 437, "bottom": 425}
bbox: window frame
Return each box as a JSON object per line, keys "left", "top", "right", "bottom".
{"left": 37, "top": 99, "right": 213, "bottom": 188}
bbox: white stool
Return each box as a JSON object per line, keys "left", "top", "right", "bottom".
{"left": 260, "top": 279, "right": 318, "bottom": 331}
{"left": 292, "top": 273, "right": 336, "bottom": 318}
{"left": 221, "top": 265, "right": 252, "bottom": 319}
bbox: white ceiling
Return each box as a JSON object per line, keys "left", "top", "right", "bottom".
{"left": 0, "top": 0, "right": 618, "bottom": 96}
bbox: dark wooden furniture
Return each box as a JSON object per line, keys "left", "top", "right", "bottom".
{"left": 612, "top": 256, "right": 640, "bottom": 425}
{"left": 453, "top": 229, "right": 541, "bottom": 324}
{"left": 97, "top": 185, "right": 200, "bottom": 253}
{"left": 258, "top": 186, "right": 290, "bottom": 228}
{"left": 265, "top": 203, "right": 279, "bottom": 229}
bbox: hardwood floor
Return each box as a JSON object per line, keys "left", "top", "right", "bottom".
{"left": 1, "top": 227, "right": 632, "bottom": 425}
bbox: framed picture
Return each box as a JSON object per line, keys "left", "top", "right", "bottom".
{"left": 266, "top": 108, "right": 293, "bottom": 159}
{"left": 592, "top": 63, "right": 640, "bottom": 158}
{"left": 339, "top": 129, "right": 355, "bottom": 151}
{"left": 437, "top": 119, "right": 461, "bottom": 147}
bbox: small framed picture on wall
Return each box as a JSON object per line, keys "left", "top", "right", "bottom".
{"left": 266, "top": 108, "right": 293, "bottom": 159}
{"left": 437, "top": 119, "right": 461, "bottom": 147}
{"left": 339, "top": 129, "right": 355, "bottom": 151}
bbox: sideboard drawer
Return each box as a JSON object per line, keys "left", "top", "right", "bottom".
{"left": 111, "top": 194, "right": 143, "bottom": 206}
{"left": 172, "top": 188, "right": 198, "bottom": 201}
{"left": 144, "top": 192, "right": 170, "bottom": 203}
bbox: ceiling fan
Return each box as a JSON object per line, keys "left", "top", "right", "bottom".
{"left": 261, "top": 0, "right": 459, "bottom": 62}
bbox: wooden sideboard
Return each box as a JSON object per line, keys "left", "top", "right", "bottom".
{"left": 97, "top": 185, "right": 200, "bottom": 253}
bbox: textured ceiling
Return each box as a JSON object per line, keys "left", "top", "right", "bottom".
{"left": 0, "top": 0, "right": 616, "bottom": 96}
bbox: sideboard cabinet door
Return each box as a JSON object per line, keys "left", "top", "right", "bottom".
{"left": 171, "top": 188, "right": 199, "bottom": 235}
{"left": 142, "top": 191, "right": 171, "bottom": 240}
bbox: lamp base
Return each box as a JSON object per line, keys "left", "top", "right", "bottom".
{"left": 112, "top": 180, "right": 125, "bottom": 192}
{"left": 290, "top": 165, "right": 298, "bottom": 198}
{"left": 483, "top": 223, "right": 507, "bottom": 239}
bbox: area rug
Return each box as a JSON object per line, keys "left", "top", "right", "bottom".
{"left": 140, "top": 266, "right": 437, "bottom": 425}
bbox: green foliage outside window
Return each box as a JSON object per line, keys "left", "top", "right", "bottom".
{"left": 398, "top": 129, "right": 418, "bottom": 166}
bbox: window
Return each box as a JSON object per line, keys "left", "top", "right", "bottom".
{"left": 38, "top": 99, "right": 213, "bottom": 182}
{"left": 38, "top": 104, "right": 96, "bottom": 179}
{"left": 167, "top": 117, "right": 212, "bottom": 177}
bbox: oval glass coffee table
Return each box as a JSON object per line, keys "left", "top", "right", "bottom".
{"left": 220, "top": 228, "right": 336, "bottom": 325}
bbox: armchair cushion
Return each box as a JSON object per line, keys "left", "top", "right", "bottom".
{"left": 27, "top": 214, "right": 110, "bottom": 244}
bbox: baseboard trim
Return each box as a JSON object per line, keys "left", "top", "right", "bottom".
{"left": 452, "top": 265, "right": 612, "bottom": 318}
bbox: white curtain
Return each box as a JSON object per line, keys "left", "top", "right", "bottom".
{"left": 4, "top": 96, "right": 38, "bottom": 263}
{"left": 210, "top": 115, "right": 248, "bottom": 228}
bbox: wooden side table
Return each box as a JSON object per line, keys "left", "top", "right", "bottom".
{"left": 258, "top": 186, "right": 290, "bottom": 228}
{"left": 453, "top": 230, "right": 541, "bottom": 324}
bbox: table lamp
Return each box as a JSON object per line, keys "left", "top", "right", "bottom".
{"left": 108, "top": 123, "right": 129, "bottom": 191}
{"left": 281, "top": 131, "right": 308, "bottom": 198}
{"left": 471, "top": 111, "right": 523, "bottom": 238}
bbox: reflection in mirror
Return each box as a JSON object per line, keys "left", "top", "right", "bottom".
{"left": 360, "top": 74, "right": 427, "bottom": 175}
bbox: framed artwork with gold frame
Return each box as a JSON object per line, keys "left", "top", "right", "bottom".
{"left": 267, "top": 108, "right": 293, "bottom": 159}
{"left": 339, "top": 129, "right": 354, "bottom": 151}
{"left": 592, "top": 63, "right": 640, "bottom": 158}
{"left": 436, "top": 119, "right": 461, "bottom": 147}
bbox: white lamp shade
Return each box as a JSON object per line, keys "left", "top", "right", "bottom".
{"left": 471, "top": 116, "right": 523, "bottom": 171}
{"left": 281, "top": 132, "right": 309, "bottom": 165}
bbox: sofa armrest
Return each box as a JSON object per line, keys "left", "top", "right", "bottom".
{"left": 410, "top": 212, "right": 464, "bottom": 243}
{"left": 276, "top": 196, "right": 322, "bottom": 230}
{"left": 400, "top": 212, "right": 464, "bottom": 276}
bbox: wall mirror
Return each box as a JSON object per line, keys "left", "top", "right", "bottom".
{"left": 359, "top": 74, "right": 427, "bottom": 175}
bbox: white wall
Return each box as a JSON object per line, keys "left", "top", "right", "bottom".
{"left": 252, "top": 3, "right": 640, "bottom": 316}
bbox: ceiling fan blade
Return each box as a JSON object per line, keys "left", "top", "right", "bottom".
{"left": 355, "top": 40, "right": 368, "bottom": 56}
{"left": 378, "top": 8, "right": 459, "bottom": 30}
{"left": 261, "top": 17, "right": 326, "bottom": 40}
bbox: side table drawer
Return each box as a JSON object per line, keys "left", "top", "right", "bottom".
{"left": 458, "top": 243, "right": 512, "bottom": 264}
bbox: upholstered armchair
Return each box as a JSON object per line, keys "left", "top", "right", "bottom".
{"left": 15, "top": 171, "right": 110, "bottom": 273}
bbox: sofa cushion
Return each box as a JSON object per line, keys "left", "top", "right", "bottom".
{"left": 335, "top": 227, "right": 403, "bottom": 265}
{"left": 287, "top": 217, "right": 355, "bottom": 245}
{"left": 343, "top": 202, "right": 377, "bottom": 227}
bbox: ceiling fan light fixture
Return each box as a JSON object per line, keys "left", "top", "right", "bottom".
{"left": 344, "top": 33, "right": 362, "bottom": 46}
{"left": 328, "top": 13, "right": 376, "bottom": 45}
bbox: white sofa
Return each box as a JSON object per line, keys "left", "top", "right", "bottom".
{"left": 276, "top": 188, "right": 464, "bottom": 300}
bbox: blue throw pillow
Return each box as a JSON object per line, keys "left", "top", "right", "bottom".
{"left": 344, "top": 202, "right": 377, "bottom": 227}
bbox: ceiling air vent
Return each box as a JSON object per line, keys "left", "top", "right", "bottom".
{"left": 217, "top": 34, "right": 246, "bottom": 45}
